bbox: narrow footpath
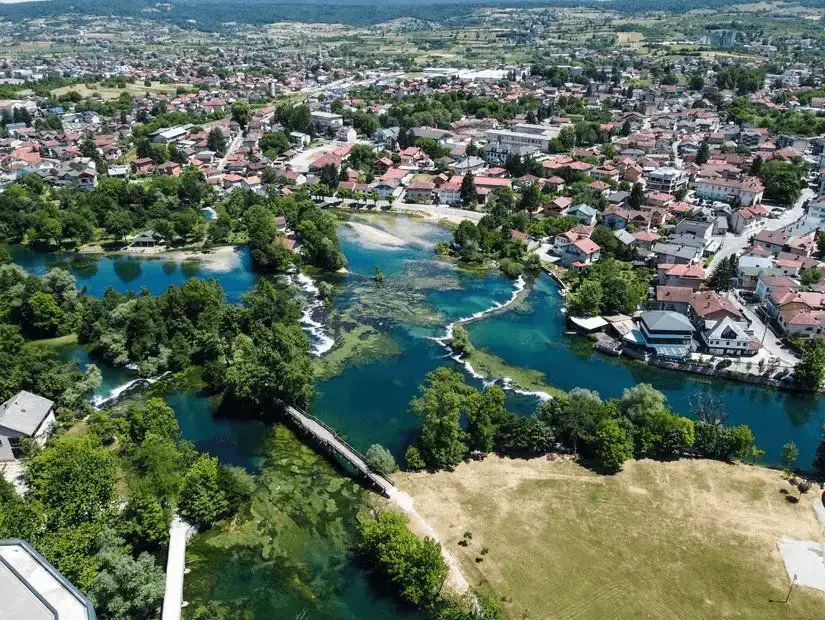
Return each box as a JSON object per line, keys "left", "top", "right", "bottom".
{"left": 161, "top": 516, "right": 195, "bottom": 620}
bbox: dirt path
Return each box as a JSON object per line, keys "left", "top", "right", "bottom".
{"left": 385, "top": 486, "right": 473, "bottom": 594}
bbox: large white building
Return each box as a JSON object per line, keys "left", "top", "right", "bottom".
{"left": 693, "top": 176, "right": 764, "bottom": 206}
{"left": 646, "top": 167, "right": 687, "bottom": 194}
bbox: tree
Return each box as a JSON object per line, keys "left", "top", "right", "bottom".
{"left": 320, "top": 163, "right": 340, "bottom": 189}
{"left": 207, "top": 127, "right": 227, "bottom": 155}
{"left": 460, "top": 174, "right": 478, "bottom": 208}
{"left": 405, "top": 446, "right": 426, "bottom": 470}
{"left": 466, "top": 385, "right": 506, "bottom": 453}
{"left": 762, "top": 160, "right": 804, "bottom": 207}
{"left": 123, "top": 492, "right": 170, "bottom": 552}
{"left": 799, "top": 267, "right": 822, "bottom": 287}
{"left": 258, "top": 131, "right": 291, "bottom": 157}
{"left": 566, "top": 279, "right": 603, "bottom": 317}
{"left": 795, "top": 338, "right": 825, "bottom": 390}
{"left": 91, "top": 532, "right": 165, "bottom": 620}
{"left": 365, "top": 444, "right": 398, "bottom": 475}
{"left": 695, "top": 140, "right": 710, "bottom": 165}
{"left": 592, "top": 417, "right": 633, "bottom": 471}
{"left": 708, "top": 255, "right": 735, "bottom": 292}
{"left": 518, "top": 183, "right": 542, "bottom": 213}
{"left": 781, "top": 442, "right": 799, "bottom": 471}
{"left": 126, "top": 398, "right": 180, "bottom": 445}
{"left": 358, "top": 511, "right": 447, "bottom": 606}
{"left": 558, "top": 125, "right": 576, "bottom": 150}
{"left": 409, "top": 368, "right": 473, "bottom": 469}
{"left": 449, "top": 324, "right": 472, "bottom": 354}
{"left": 230, "top": 100, "right": 252, "bottom": 130}
{"left": 26, "top": 436, "right": 117, "bottom": 528}
{"left": 178, "top": 455, "right": 229, "bottom": 529}
{"left": 103, "top": 209, "right": 132, "bottom": 241}
{"left": 749, "top": 155, "right": 763, "bottom": 177}
{"left": 628, "top": 182, "right": 645, "bottom": 209}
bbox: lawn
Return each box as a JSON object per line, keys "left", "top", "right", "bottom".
{"left": 396, "top": 457, "right": 825, "bottom": 619}
{"left": 51, "top": 81, "right": 190, "bottom": 101}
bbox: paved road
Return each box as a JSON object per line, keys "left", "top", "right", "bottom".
{"left": 707, "top": 188, "right": 813, "bottom": 272}
{"left": 216, "top": 131, "right": 244, "bottom": 172}
{"left": 726, "top": 292, "right": 798, "bottom": 367}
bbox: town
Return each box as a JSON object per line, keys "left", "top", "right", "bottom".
{"left": 2, "top": 3, "right": 825, "bottom": 620}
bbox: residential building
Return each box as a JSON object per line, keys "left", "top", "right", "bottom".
{"left": 559, "top": 237, "right": 601, "bottom": 268}
{"left": 405, "top": 181, "right": 435, "bottom": 203}
{"left": 646, "top": 167, "right": 687, "bottom": 194}
{"left": 693, "top": 176, "right": 764, "bottom": 206}
{"left": 654, "top": 286, "right": 694, "bottom": 314}
{"left": 657, "top": 263, "right": 706, "bottom": 290}
{"left": 637, "top": 311, "right": 696, "bottom": 358}
{"left": 730, "top": 205, "right": 768, "bottom": 235}
{"left": 753, "top": 230, "right": 790, "bottom": 255}
{"left": 701, "top": 317, "right": 760, "bottom": 357}
{"left": 689, "top": 291, "right": 743, "bottom": 324}
{"left": 0, "top": 391, "right": 55, "bottom": 462}
{"left": 755, "top": 274, "right": 799, "bottom": 300}
{"left": 569, "top": 204, "right": 598, "bottom": 226}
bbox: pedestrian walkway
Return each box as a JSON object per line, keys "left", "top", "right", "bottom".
{"left": 161, "top": 516, "right": 195, "bottom": 620}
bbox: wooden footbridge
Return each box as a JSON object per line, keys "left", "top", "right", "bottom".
{"left": 275, "top": 399, "right": 395, "bottom": 496}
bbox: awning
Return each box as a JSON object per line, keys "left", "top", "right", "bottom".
{"left": 570, "top": 316, "right": 608, "bottom": 332}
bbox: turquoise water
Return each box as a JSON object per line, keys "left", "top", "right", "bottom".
{"left": 467, "top": 275, "right": 825, "bottom": 465}
{"left": 10, "top": 245, "right": 257, "bottom": 303}
{"left": 16, "top": 215, "right": 825, "bottom": 467}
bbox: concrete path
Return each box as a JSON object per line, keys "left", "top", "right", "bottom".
{"left": 778, "top": 537, "right": 825, "bottom": 592}
{"left": 161, "top": 516, "right": 195, "bottom": 620}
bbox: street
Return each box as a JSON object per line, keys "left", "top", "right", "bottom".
{"left": 216, "top": 131, "right": 243, "bottom": 172}
{"left": 707, "top": 188, "right": 813, "bottom": 272}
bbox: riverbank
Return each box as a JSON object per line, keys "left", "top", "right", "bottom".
{"left": 395, "top": 456, "right": 825, "bottom": 619}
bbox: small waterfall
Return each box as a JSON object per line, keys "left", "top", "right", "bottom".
{"left": 294, "top": 272, "right": 335, "bottom": 356}
{"left": 432, "top": 276, "right": 552, "bottom": 401}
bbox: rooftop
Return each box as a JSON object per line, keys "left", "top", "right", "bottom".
{"left": 0, "top": 391, "right": 54, "bottom": 437}
{"left": 0, "top": 539, "right": 96, "bottom": 620}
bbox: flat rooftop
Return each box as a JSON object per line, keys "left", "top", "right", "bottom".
{"left": 0, "top": 540, "right": 95, "bottom": 620}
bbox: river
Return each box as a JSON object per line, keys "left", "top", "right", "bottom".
{"left": 9, "top": 213, "right": 825, "bottom": 617}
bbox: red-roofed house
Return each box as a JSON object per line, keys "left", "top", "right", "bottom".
{"left": 560, "top": 237, "right": 601, "bottom": 267}
{"left": 657, "top": 263, "right": 706, "bottom": 290}
{"left": 654, "top": 286, "right": 694, "bottom": 314}
{"left": 689, "top": 291, "right": 742, "bottom": 323}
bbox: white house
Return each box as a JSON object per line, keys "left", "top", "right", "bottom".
{"left": 0, "top": 391, "right": 55, "bottom": 462}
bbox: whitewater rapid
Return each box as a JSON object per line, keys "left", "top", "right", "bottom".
{"left": 293, "top": 272, "right": 335, "bottom": 357}
{"left": 432, "top": 275, "right": 552, "bottom": 401}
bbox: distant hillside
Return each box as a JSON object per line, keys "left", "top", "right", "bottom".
{"left": 1, "top": 0, "right": 824, "bottom": 29}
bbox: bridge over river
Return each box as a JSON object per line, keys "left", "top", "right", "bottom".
{"left": 276, "top": 399, "right": 396, "bottom": 496}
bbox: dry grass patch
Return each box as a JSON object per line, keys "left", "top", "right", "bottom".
{"left": 396, "top": 457, "right": 825, "bottom": 619}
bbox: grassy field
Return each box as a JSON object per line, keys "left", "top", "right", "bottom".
{"left": 396, "top": 457, "right": 825, "bottom": 619}
{"left": 51, "top": 81, "right": 190, "bottom": 101}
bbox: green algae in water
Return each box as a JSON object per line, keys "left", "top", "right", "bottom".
{"left": 183, "top": 425, "right": 415, "bottom": 620}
